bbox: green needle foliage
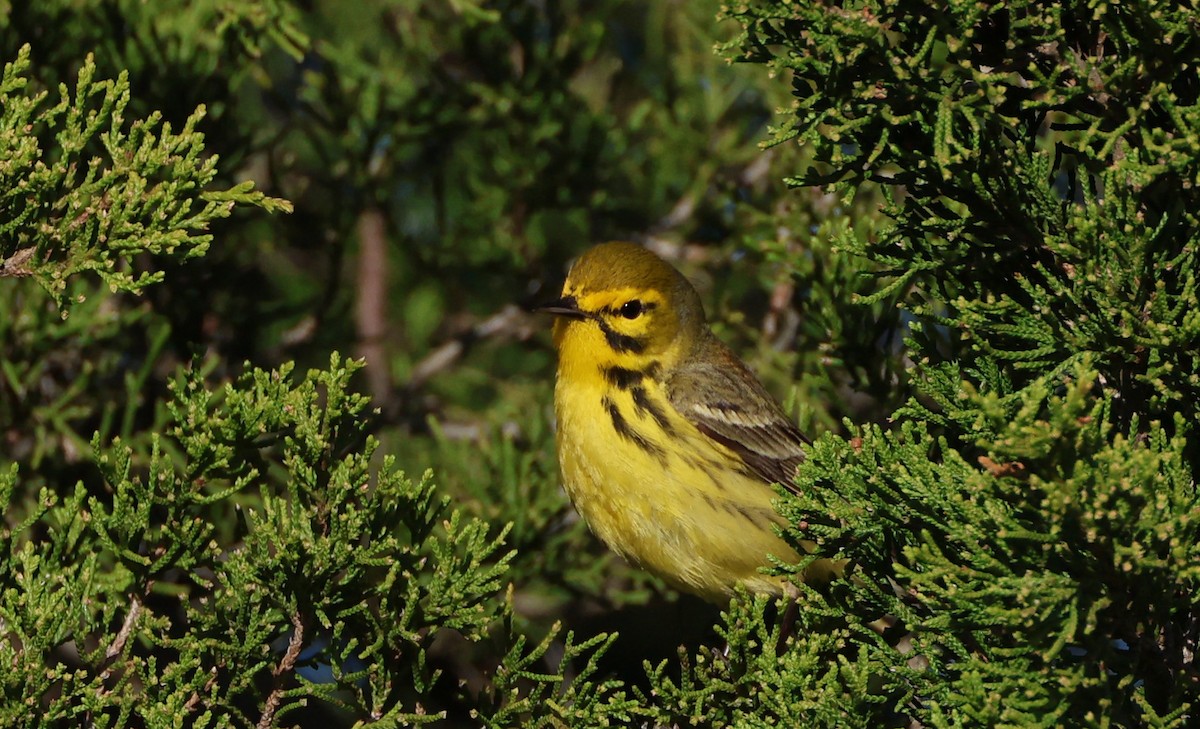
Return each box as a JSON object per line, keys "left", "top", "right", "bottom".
{"left": 1, "top": 355, "right": 632, "bottom": 726}
{"left": 0, "top": 37, "right": 637, "bottom": 725}
{"left": 5, "top": 1, "right": 1197, "bottom": 727}
{"left": 649, "top": 1, "right": 1200, "bottom": 727}
{"left": 0, "top": 43, "right": 288, "bottom": 543}
{"left": 0, "top": 45, "right": 289, "bottom": 307}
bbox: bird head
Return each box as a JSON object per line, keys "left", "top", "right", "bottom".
{"left": 538, "top": 242, "right": 707, "bottom": 370}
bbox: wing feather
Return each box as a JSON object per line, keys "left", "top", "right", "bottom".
{"left": 665, "top": 341, "right": 809, "bottom": 491}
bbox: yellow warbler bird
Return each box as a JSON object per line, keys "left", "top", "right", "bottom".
{"left": 540, "top": 242, "right": 824, "bottom": 602}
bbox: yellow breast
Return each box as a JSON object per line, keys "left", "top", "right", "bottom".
{"left": 553, "top": 365, "right": 800, "bottom": 602}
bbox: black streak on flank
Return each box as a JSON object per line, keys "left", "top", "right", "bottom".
{"left": 630, "top": 386, "right": 674, "bottom": 435}
{"left": 603, "top": 396, "right": 666, "bottom": 461}
{"left": 700, "top": 487, "right": 770, "bottom": 528}
{"left": 688, "top": 455, "right": 727, "bottom": 493}
{"left": 733, "top": 502, "right": 773, "bottom": 529}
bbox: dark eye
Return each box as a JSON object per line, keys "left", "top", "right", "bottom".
{"left": 619, "top": 300, "right": 644, "bottom": 319}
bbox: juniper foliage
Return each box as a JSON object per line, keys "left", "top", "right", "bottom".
{"left": 0, "top": 46, "right": 288, "bottom": 306}
{"left": 1, "top": 354, "right": 634, "bottom": 726}
{"left": 0, "top": 40, "right": 634, "bottom": 726}
{"left": 641, "top": 2, "right": 1199, "bottom": 726}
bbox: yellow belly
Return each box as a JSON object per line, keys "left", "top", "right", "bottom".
{"left": 554, "top": 374, "right": 800, "bottom": 602}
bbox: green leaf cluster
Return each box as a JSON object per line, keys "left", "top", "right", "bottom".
{"left": 0, "top": 45, "right": 287, "bottom": 305}
{"left": 1, "top": 355, "right": 635, "bottom": 726}
{"left": 697, "top": 1, "right": 1200, "bottom": 726}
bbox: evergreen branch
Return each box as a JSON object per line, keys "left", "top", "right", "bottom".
{"left": 0, "top": 44, "right": 290, "bottom": 310}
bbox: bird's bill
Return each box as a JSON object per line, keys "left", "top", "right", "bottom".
{"left": 534, "top": 295, "right": 588, "bottom": 319}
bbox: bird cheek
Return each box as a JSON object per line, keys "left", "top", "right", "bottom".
{"left": 644, "top": 320, "right": 676, "bottom": 356}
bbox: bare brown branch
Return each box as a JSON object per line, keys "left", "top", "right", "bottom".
{"left": 183, "top": 667, "right": 219, "bottom": 714}
{"left": 355, "top": 206, "right": 391, "bottom": 402}
{"left": 256, "top": 612, "right": 305, "bottom": 729}
{"left": 0, "top": 246, "right": 37, "bottom": 277}
{"left": 96, "top": 592, "right": 148, "bottom": 699}
{"left": 105, "top": 597, "right": 143, "bottom": 661}
{"left": 406, "top": 303, "right": 533, "bottom": 391}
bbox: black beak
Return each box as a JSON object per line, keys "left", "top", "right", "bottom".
{"left": 533, "top": 295, "right": 588, "bottom": 319}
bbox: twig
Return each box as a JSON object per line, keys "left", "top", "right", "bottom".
{"left": 183, "top": 667, "right": 219, "bottom": 714}
{"left": 256, "top": 612, "right": 305, "bottom": 729}
{"left": 104, "top": 596, "right": 143, "bottom": 662}
{"left": 0, "top": 246, "right": 36, "bottom": 277}
{"left": 649, "top": 192, "right": 697, "bottom": 233}
{"left": 762, "top": 275, "right": 796, "bottom": 345}
{"left": 95, "top": 591, "right": 148, "bottom": 708}
{"left": 738, "top": 148, "right": 776, "bottom": 188}
{"left": 405, "top": 304, "right": 534, "bottom": 391}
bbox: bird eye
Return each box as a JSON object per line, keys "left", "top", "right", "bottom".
{"left": 619, "top": 300, "right": 644, "bottom": 319}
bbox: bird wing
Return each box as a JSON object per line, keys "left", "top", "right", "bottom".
{"left": 665, "top": 343, "right": 809, "bottom": 492}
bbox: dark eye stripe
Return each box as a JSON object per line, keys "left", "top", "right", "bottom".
{"left": 601, "top": 301, "right": 659, "bottom": 318}
{"left": 596, "top": 320, "right": 647, "bottom": 354}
